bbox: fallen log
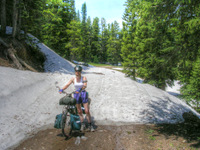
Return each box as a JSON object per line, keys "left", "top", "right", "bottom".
{"left": 18, "top": 58, "right": 37, "bottom": 72}
{"left": 7, "top": 48, "right": 23, "bottom": 70}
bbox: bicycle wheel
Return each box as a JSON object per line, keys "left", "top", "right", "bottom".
{"left": 61, "top": 109, "right": 72, "bottom": 138}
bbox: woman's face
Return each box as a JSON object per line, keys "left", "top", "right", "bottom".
{"left": 75, "top": 71, "right": 81, "bottom": 77}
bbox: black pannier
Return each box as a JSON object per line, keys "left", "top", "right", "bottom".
{"left": 59, "top": 95, "right": 76, "bottom": 105}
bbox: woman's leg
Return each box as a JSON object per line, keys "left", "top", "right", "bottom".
{"left": 83, "top": 103, "right": 94, "bottom": 131}
{"left": 80, "top": 91, "right": 91, "bottom": 122}
{"left": 83, "top": 102, "right": 91, "bottom": 123}
{"left": 76, "top": 104, "right": 84, "bottom": 122}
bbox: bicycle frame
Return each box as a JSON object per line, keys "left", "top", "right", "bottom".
{"left": 56, "top": 86, "right": 87, "bottom": 138}
{"left": 61, "top": 98, "right": 86, "bottom": 138}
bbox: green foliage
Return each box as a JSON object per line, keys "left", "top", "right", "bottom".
{"left": 121, "top": 0, "right": 200, "bottom": 94}
{"left": 39, "top": 0, "right": 73, "bottom": 58}
{"left": 93, "top": 55, "right": 99, "bottom": 63}
{"left": 146, "top": 129, "right": 156, "bottom": 140}
{"left": 100, "top": 18, "right": 109, "bottom": 63}
{"left": 146, "top": 129, "right": 154, "bottom": 134}
{"left": 149, "top": 135, "right": 156, "bottom": 141}
{"left": 107, "top": 21, "right": 122, "bottom": 65}
{"left": 90, "top": 17, "right": 101, "bottom": 62}
{"left": 181, "top": 57, "right": 200, "bottom": 109}
{"left": 1, "top": 0, "right": 124, "bottom": 64}
{"left": 66, "top": 20, "right": 83, "bottom": 60}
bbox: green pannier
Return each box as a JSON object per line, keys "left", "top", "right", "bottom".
{"left": 54, "top": 113, "right": 62, "bottom": 129}
{"left": 59, "top": 95, "right": 76, "bottom": 105}
{"left": 70, "top": 114, "right": 81, "bottom": 130}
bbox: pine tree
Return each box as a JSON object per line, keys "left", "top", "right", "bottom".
{"left": 121, "top": 21, "right": 137, "bottom": 78}
{"left": 66, "top": 20, "right": 83, "bottom": 60}
{"left": 80, "top": 2, "right": 87, "bottom": 61}
{"left": 177, "top": 0, "right": 200, "bottom": 82}
{"left": 100, "top": 18, "right": 109, "bottom": 63}
{"left": 107, "top": 21, "right": 121, "bottom": 65}
{"left": 177, "top": 0, "right": 200, "bottom": 109}
{"left": 0, "top": 0, "right": 6, "bottom": 36}
{"left": 181, "top": 57, "right": 200, "bottom": 111}
{"left": 86, "top": 16, "right": 92, "bottom": 61}
{"left": 122, "top": 0, "right": 179, "bottom": 89}
{"left": 76, "top": 10, "right": 80, "bottom": 22}
{"left": 91, "top": 17, "right": 100, "bottom": 62}
{"left": 40, "top": 0, "right": 74, "bottom": 58}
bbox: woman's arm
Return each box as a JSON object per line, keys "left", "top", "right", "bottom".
{"left": 62, "top": 77, "right": 74, "bottom": 90}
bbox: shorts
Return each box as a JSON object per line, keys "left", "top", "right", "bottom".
{"left": 74, "top": 91, "right": 88, "bottom": 104}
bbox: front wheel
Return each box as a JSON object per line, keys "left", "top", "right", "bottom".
{"left": 61, "top": 109, "right": 72, "bottom": 138}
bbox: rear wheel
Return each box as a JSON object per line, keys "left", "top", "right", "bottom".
{"left": 61, "top": 110, "right": 72, "bottom": 138}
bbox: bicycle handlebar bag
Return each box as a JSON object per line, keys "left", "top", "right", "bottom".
{"left": 59, "top": 95, "right": 76, "bottom": 105}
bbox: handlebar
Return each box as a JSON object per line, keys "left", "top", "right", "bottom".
{"left": 56, "top": 86, "right": 85, "bottom": 94}
{"left": 56, "top": 86, "right": 75, "bottom": 96}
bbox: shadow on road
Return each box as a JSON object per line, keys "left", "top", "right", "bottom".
{"left": 155, "top": 111, "right": 200, "bottom": 148}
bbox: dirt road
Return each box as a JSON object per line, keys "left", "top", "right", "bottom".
{"left": 14, "top": 124, "right": 199, "bottom": 150}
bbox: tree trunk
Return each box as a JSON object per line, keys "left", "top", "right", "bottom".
{"left": 12, "top": 0, "right": 19, "bottom": 38}
{"left": 7, "top": 48, "right": 23, "bottom": 70}
{"left": 1, "top": 0, "right": 6, "bottom": 36}
{"left": 22, "top": 2, "right": 27, "bottom": 38}
{"left": 17, "top": 0, "right": 21, "bottom": 39}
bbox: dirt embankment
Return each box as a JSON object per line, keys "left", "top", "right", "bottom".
{"left": 0, "top": 37, "right": 45, "bottom": 72}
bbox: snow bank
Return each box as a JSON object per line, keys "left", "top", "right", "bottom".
{"left": 166, "top": 80, "right": 182, "bottom": 96}
{"left": 85, "top": 67, "right": 200, "bottom": 125}
{"left": 0, "top": 67, "right": 59, "bottom": 149}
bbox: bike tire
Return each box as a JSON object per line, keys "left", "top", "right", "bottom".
{"left": 61, "top": 110, "right": 71, "bottom": 138}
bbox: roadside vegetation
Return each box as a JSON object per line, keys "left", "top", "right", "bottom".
{"left": 88, "top": 62, "right": 122, "bottom": 68}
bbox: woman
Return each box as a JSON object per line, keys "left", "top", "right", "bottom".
{"left": 59, "top": 65, "right": 94, "bottom": 132}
